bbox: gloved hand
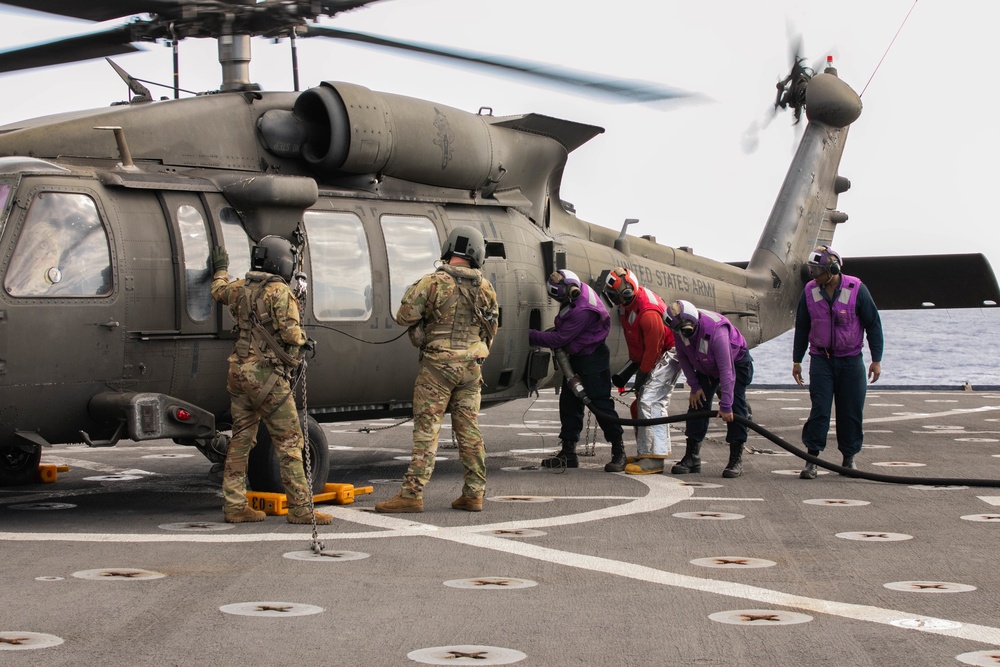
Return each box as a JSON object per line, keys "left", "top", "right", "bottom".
{"left": 303, "top": 338, "right": 317, "bottom": 358}
{"left": 211, "top": 246, "right": 229, "bottom": 273}
{"left": 633, "top": 369, "right": 649, "bottom": 396}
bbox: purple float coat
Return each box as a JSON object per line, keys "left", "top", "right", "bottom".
{"left": 805, "top": 274, "right": 864, "bottom": 357}
{"left": 674, "top": 309, "right": 747, "bottom": 413}
{"left": 529, "top": 283, "right": 610, "bottom": 355}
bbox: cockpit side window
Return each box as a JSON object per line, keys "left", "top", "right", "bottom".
{"left": 177, "top": 204, "right": 212, "bottom": 322}
{"left": 4, "top": 192, "right": 112, "bottom": 297}
{"left": 219, "top": 207, "right": 252, "bottom": 278}
{"left": 303, "top": 210, "right": 372, "bottom": 321}
{"left": 0, "top": 183, "right": 12, "bottom": 239}
{"left": 380, "top": 215, "right": 440, "bottom": 315}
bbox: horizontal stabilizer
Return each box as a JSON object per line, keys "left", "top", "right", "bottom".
{"left": 842, "top": 254, "right": 999, "bottom": 310}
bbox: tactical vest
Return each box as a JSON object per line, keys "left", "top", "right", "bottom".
{"left": 422, "top": 265, "right": 488, "bottom": 351}
{"left": 233, "top": 271, "right": 301, "bottom": 372}
{"left": 805, "top": 274, "right": 864, "bottom": 357}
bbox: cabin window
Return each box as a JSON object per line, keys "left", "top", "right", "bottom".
{"left": 380, "top": 215, "right": 440, "bottom": 314}
{"left": 0, "top": 183, "right": 11, "bottom": 238}
{"left": 219, "top": 207, "right": 252, "bottom": 278}
{"left": 176, "top": 204, "right": 212, "bottom": 322}
{"left": 303, "top": 210, "right": 372, "bottom": 321}
{"left": 4, "top": 192, "right": 112, "bottom": 297}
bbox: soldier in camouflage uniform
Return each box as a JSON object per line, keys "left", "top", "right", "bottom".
{"left": 210, "top": 236, "right": 332, "bottom": 525}
{"left": 375, "top": 226, "right": 499, "bottom": 513}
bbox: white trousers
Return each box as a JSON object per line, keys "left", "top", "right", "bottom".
{"left": 636, "top": 349, "right": 681, "bottom": 456}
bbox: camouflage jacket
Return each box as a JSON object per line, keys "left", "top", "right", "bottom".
{"left": 211, "top": 269, "right": 306, "bottom": 371}
{"left": 395, "top": 264, "right": 499, "bottom": 365}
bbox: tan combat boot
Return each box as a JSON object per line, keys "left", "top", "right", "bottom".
{"left": 375, "top": 493, "right": 424, "bottom": 513}
{"left": 287, "top": 507, "right": 333, "bottom": 525}
{"left": 224, "top": 506, "right": 266, "bottom": 523}
{"left": 451, "top": 496, "right": 483, "bottom": 512}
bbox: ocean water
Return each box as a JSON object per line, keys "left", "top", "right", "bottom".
{"left": 749, "top": 308, "right": 1000, "bottom": 388}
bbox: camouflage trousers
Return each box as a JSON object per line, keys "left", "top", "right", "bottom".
{"left": 223, "top": 361, "right": 310, "bottom": 512}
{"left": 401, "top": 359, "right": 486, "bottom": 500}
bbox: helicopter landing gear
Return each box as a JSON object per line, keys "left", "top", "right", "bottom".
{"left": 247, "top": 414, "right": 330, "bottom": 495}
{"left": 0, "top": 442, "right": 42, "bottom": 486}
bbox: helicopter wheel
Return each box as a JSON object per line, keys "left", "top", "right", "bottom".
{"left": 0, "top": 443, "right": 42, "bottom": 486}
{"left": 247, "top": 414, "right": 330, "bottom": 495}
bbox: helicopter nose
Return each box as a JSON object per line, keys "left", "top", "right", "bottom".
{"left": 805, "top": 72, "right": 863, "bottom": 128}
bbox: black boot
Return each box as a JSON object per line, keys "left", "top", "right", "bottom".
{"left": 670, "top": 438, "right": 702, "bottom": 474}
{"left": 542, "top": 441, "right": 579, "bottom": 468}
{"left": 722, "top": 442, "right": 744, "bottom": 478}
{"left": 604, "top": 441, "right": 626, "bottom": 472}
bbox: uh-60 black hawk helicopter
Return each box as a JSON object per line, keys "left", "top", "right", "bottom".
{"left": 0, "top": 0, "right": 997, "bottom": 491}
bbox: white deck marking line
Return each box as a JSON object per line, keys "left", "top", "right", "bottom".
{"left": 760, "top": 405, "right": 1000, "bottom": 433}
{"left": 977, "top": 496, "right": 1000, "bottom": 506}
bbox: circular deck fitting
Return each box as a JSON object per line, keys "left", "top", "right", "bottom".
{"left": 282, "top": 550, "right": 370, "bottom": 562}
{"left": 803, "top": 499, "right": 870, "bottom": 507}
{"left": 34, "top": 576, "right": 64, "bottom": 582}
{"left": 836, "top": 531, "right": 912, "bottom": 542}
{"left": 910, "top": 484, "right": 969, "bottom": 491}
{"left": 957, "top": 650, "right": 1000, "bottom": 666}
{"left": 328, "top": 445, "right": 355, "bottom": 450}
{"left": 870, "top": 403, "right": 904, "bottom": 407}
{"left": 780, "top": 407, "right": 811, "bottom": 411}
{"left": 444, "top": 577, "right": 537, "bottom": 590}
{"left": 673, "top": 511, "right": 744, "bottom": 521}
{"left": 500, "top": 466, "right": 542, "bottom": 472}
{"left": 889, "top": 618, "right": 962, "bottom": 630}
{"left": 514, "top": 433, "right": 554, "bottom": 438}
{"left": 158, "top": 522, "right": 234, "bottom": 532}
{"left": 476, "top": 528, "right": 547, "bottom": 538}
{"left": 961, "top": 514, "right": 1000, "bottom": 523}
{"left": 508, "top": 448, "right": 556, "bottom": 454}
{"left": 871, "top": 461, "right": 925, "bottom": 467}
{"left": 489, "top": 496, "right": 554, "bottom": 503}
{"left": 527, "top": 407, "right": 558, "bottom": 411}
{"left": 219, "top": 601, "right": 323, "bottom": 617}
{"left": 72, "top": 568, "right": 166, "bottom": 581}
{"left": 369, "top": 478, "right": 404, "bottom": 484}
{"left": 141, "top": 453, "right": 195, "bottom": 459}
{"left": 772, "top": 469, "right": 831, "bottom": 476}
{"left": 9, "top": 502, "right": 76, "bottom": 511}
{"left": 676, "top": 481, "right": 723, "bottom": 489}
{"left": 0, "top": 631, "right": 64, "bottom": 650}
{"left": 924, "top": 425, "right": 966, "bottom": 430}
{"left": 708, "top": 609, "right": 812, "bottom": 626}
{"left": 523, "top": 420, "right": 560, "bottom": 425}
{"left": 690, "top": 556, "right": 776, "bottom": 569}
{"left": 865, "top": 444, "right": 892, "bottom": 448}
{"left": 82, "top": 474, "right": 144, "bottom": 481}
{"left": 884, "top": 581, "right": 976, "bottom": 593}
{"left": 956, "top": 437, "right": 999, "bottom": 443}
{"left": 407, "top": 645, "right": 526, "bottom": 665}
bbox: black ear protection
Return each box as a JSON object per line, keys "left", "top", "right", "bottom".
{"left": 567, "top": 284, "right": 581, "bottom": 300}
{"left": 829, "top": 261, "right": 841, "bottom": 275}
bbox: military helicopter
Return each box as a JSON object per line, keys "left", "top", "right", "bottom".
{"left": 0, "top": 0, "right": 996, "bottom": 491}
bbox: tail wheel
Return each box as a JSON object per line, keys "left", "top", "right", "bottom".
{"left": 247, "top": 415, "right": 330, "bottom": 494}
{"left": 0, "top": 443, "right": 42, "bottom": 486}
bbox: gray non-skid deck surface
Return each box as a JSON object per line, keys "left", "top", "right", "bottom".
{"left": 2, "top": 388, "right": 999, "bottom": 666}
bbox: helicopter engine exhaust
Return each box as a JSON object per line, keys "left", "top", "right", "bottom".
{"left": 270, "top": 81, "right": 509, "bottom": 191}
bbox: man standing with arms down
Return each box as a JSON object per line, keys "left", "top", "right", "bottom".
{"left": 603, "top": 267, "right": 680, "bottom": 474}
{"left": 529, "top": 269, "right": 626, "bottom": 472}
{"left": 665, "top": 299, "right": 754, "bottom": 479}
{"left": 210, "top": 236, "right": 332, "bottom": 525}
{"left": 376, "top": 226, "right": 499, "bottom": 513}
{"left": 793, "top": 246, "right": 883, "bottom": 479}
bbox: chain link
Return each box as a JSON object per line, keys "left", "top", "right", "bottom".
{"left": 299, "top": 364, "right": 324, "bottom": 554}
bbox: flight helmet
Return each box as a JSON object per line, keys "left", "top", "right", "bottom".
{"left": 441, "top": 225, "right": 486, "bottom": 268}
{"left": 251, "top": 235, "right": 298, "bottom": 282}
{"left": 806, "top": 245, "right": 842, "bottom": 278}
{"left": 547, "top": 269, "right": 583, "bottom": 303}
{"left": 603, "top": 267, "right": 639, "bottom": 305}
{"left": 664, "top": 299, "right": 700, "bottom": 338}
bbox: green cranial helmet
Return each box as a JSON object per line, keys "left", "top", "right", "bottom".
{"left": 441, "top": 225, "right": 485, "bottom": 268}
{"left": 251, "top": 235, "right": 298, "bottom": 282}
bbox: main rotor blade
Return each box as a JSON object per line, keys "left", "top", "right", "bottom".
{"left": 0, "top": 26, "right": 142, "bottom": 74}
{"left": 301, "top": 25, "right": 694, "bottom": 104}
{"left": 0, "top": 0, "right": 178, "bottom": 22}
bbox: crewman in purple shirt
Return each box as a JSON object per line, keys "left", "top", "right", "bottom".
{"left": 792, "top": 246, "right": 883, "bottom": 478}
{"left": 665, "top": 299, "right": 754, "bottom": 478}
{"left": 529, "top": 270, "right": 626, "bottom": 472}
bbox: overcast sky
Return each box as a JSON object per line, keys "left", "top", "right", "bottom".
{"left": 0, "top": 0, "right": 997, "bottom": 274}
